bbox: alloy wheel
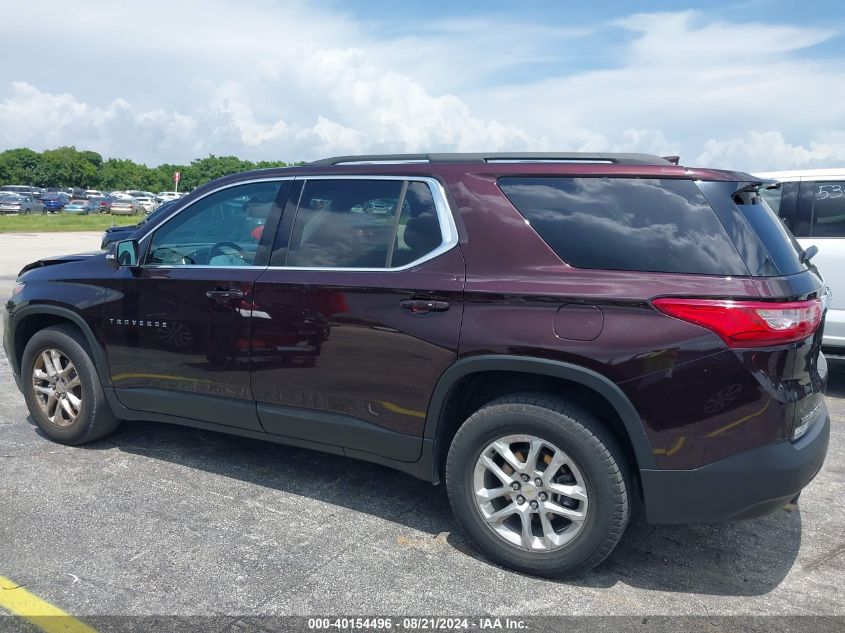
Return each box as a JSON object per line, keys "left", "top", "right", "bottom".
{"left": 31, "top": 348, "right": 83, "bottom": 427}
{"left": 473, "top": 434, "right": 589, "bottom": 551}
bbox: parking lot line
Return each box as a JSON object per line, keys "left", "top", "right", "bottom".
{"left": 0, "top": 575, "right": 96, "bottom": 633}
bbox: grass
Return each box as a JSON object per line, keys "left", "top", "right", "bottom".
{"left": 0, "top": 213, "right": 138, "bottom": 233}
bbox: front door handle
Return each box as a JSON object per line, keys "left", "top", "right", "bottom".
{"left": 400, "top": 299, "right": 450, "bottom": 314}
{"left": 206, "top": 288, "right": 245, "bottom": 303}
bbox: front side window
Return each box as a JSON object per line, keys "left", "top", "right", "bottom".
{"left": 284, "top": 179, "right": 443, "bottom": 268}
{"left": 147, "top": 181, "right": 282, "bottom": 267}
{"left": 811, "top": 181, "right": 845, "bottom": 238}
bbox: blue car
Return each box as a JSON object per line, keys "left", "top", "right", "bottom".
{"left": 41, "top": 193, "right": 69, "bottom": 213}
{"left": 63, "top": 199, "right": 96, "bottom": 214}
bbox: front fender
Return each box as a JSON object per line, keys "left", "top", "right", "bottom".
{"left": 6, "top": 302, "right": 112, "bottom": 388}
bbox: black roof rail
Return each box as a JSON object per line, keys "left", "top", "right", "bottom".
{"left": 309, "top": 152, "right": 673, "bottom": 166}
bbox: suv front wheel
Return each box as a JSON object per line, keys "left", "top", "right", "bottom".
{"left": 445, "top": 393, "right": 630, "bottom": 576}
{"left": 22, "top": 324, "right": 121, "bottom": 445}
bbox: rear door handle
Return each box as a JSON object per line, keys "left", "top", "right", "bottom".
{"left": 400, "top": 299, "right": 450, "bottom": 313}
{"left": 206, "top": 288, "right": 245, "bottom": 302}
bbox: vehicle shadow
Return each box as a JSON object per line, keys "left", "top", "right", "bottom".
{"left": 447, "top": 495, "right": 802, "bottom": 596}
{"left": 46, "top": 415, "right": 803, "bottom": 598}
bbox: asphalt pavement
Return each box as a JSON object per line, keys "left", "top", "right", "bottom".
{"left": 0, "top": 232, "right": 842, "bottom": 619}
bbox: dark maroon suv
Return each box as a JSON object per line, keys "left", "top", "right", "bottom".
{"left": 3, "top": 153, "right": 830, "bottom": 576}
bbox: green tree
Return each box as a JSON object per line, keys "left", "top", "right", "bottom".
{"left": 97, "top": 158, "right": 151, "bottom": 191}
{"left": 0, "top": 148, "right": 44, "bottom": 185}
{"left": 0, "top": 146, "right": 297, "bottom": 192}
{"left": 39, "top": 147, "right": 99, "bottom": 187}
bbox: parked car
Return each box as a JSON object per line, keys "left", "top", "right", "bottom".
{"left": 88, "top": 195, "right": 113, "bottom": 214}
{"left": 4, "top": 152, "right": 830, "bottom": 578}
{"left": 41, "top": 193, "right": 69, "bottom": 213}
{"left": 83, "top": 189, "right": 104, "bottom": 199}
{"left": 0, "top": 192, "right": 45, "bottom": 214}
{"left": 100, "top": 200, "right": 178, "bottom": 249}
{"left": 124, "top": 190, "right": 158, "bottom": 213}
{"left": 755, "top": 169, "right": 844, "bottom": 357}
{"left": 63, "top": 198, "right": 97, "bottom": 214}
{"left": 155, "top": 191, "right": 181, "bottom": 203}
{"left": 1, "top": 185, "right": 41, "bottom": 199}
{"left": 109, "top": 197, "right": 144, "bottom": 216}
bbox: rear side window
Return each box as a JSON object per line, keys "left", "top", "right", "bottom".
{"left": 498, "top": 177, "right": 748, "bottom": 275}
{"left": 810, "top": 181, "right": 845, "bottom": 237}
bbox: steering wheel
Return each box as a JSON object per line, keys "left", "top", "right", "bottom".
{"left": 152, "top": 247, "right": 195, "bottom": 265}
{"left": 208, "top": 241, "right": 247, "bottom": 262}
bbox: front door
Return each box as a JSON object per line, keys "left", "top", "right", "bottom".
{"left": 250, "top": 176, "right": 464, "bottom": 461}
{"left": 102, "top": 179, "right": 290, "bottom": 431}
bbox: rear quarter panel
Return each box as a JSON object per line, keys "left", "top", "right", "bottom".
{"left": 446, "top": 169, "right": 825, "bottom": 469}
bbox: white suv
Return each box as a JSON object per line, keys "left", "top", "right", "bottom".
{"left": 756, "top": 169, "right": 845, "bottom": 355}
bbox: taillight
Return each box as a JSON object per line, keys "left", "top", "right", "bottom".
{"left": 652, "top": 297, "right": 823, "bottom": 348}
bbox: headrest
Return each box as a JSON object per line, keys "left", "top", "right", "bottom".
{"left": 403, "top": 215, "right": 441, "bottom": 252}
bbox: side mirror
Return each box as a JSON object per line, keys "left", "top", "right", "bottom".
{"left": 107, "top": 239, "right": 140, "bottom": 267}
{"left": 802, "top": 244, "right": 819, "bottom": 263}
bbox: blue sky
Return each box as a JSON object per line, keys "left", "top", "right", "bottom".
{"left": 1, "top": 0, "right": 844, "bottom": 169}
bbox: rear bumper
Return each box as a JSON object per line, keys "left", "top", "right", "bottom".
{"left": 640, "top": 404, "right": 830, "bottom": 523}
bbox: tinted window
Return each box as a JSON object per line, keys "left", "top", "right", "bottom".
{"left": 734, "top": 193, "right": 807, "bottom": 276}
{"left": 768, "top": 181, "right": 801, "bottom": 236}
{"left": 759, "top": 187, "right": 782, "bottom": 213}
{"left": 499, "top": 177, "right": 748, "bottom": 275}
{"left": 810, "top": 181, "right": 845, "bottom": 238}
{"left": 284, "top": 179, "right": 443, "bottom": 268}
{"left": 147, "top": 181, "right": 282, "bottom": 267}
{"left": 391, "top": 182, "right": 442, "bottom": 267}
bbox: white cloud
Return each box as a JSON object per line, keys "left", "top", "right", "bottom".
{"left": 0, "top": 83, "right": 201, "bottom": 160}
{"left": 696, "top": 131, "right": 845, "bottom": 171}
{"left": 0, "top": 3, "right": 842, "bottom": 170}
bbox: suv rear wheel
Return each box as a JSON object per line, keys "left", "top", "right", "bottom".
{"left": 445, "top": 393, "right": 630, "bottom": 576}
{"left": 22, "top": 325, "right": 121, "bottom": 445}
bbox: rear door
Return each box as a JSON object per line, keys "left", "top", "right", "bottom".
{"left": 250, "top": 176, "right": 464, "bottom": 462}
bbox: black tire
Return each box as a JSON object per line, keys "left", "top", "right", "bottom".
{"left": 21, "top": 324, "right": 121, "bottom": 445}
{"left": 446, "top": 393, "right": 630, "bottom": 577}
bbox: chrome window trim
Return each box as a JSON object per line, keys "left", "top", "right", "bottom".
{"left": 138, "top": 174, "right": 458, "bottom": 273}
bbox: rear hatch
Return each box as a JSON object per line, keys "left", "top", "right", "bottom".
{"left": 694, "top": 178, "right": 827, "bottom": 440}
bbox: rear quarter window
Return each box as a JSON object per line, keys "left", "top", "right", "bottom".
{"left": 733, "top": 193, "right": 807, "bottom": 276}
{"left": 498, "top": 177, "right": 748, "bottom": 275}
